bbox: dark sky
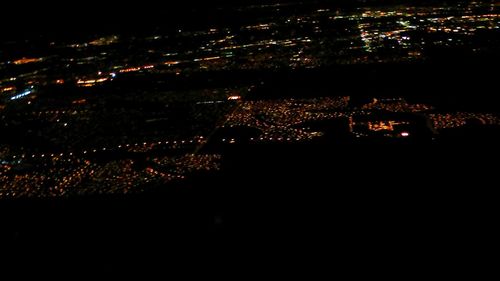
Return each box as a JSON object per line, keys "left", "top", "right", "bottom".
{"left": 1, "top": 0, "right": 428, "bottom": 22}
{"left": 0, "top": 1, "right": 312, "bottom": 39}
{"left": 1, "top": 0, "right": 472, "bottom": 40}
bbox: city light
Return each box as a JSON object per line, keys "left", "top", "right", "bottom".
{"left": 12, "top": 58, "right": 42, "bottom": 65}
{"left": 10, "top": 90, "right": 32, "bottom": 100}
{"left": 1, "top": 0, "right": 500, "bottom": 200}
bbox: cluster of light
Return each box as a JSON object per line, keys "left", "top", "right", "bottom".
{"left": 244, "top": 23, "right": 273, "bottom": 30}
{"left": 0, "top": 136, "right": 213, "bottom": 198}
{"left": 368, "top": 121, "right": 397, "bottom": 132}
{"left": 88, "top": 36, "right": 119, "bottom": 46}
{"left": 119, "top": 67, "right": 142, "bottom": 73}
{"left": 152, "top": 154, "right": 222, "bottom": 175}
{"left": 427, "top": 113, "right": 500, "bottom": 130}
{"left": 76, "top": 75, "right": 112, "bottom": 87}
{"left": 224, "top": 97, "right": 350, "bottom": 142}
{"left": 119, "top": 65, "right": 155, "bottom": 73}
{"left": 350, "top": 118, "right": 412, "bottom": 138}
{"left": 362, "top": 98, "right": 433, "bottom": 113}
{"left": 164, "top": 61, "right": 181, "bottom": 66}
{"left": 10, "top": 90, "right": 32, "bottom": 100}
{"left": 12, "top": 58, "right": 42, "bottom": 65}
{"left": 77, "top": 78, "right": 108, "bottom": 84}
{"left": 227, "top": 95, "right": 241, "bottom": 101}
{"left": 1, "top": 86, "right": 16, "bottom": 93}
{"left": 0, "top": 152, "right": 218, "bottom": 198}
{"left": 5, "top": 0, "right": 496, "bottom": 94}
{"left": 193, "top": 56, "right": 221, "bottom": 62}
{"left": 218, "top": 37, "right": 311, "bottom": 51}
{"left": 0, "top": 157, "right": 97, "bottom": 198}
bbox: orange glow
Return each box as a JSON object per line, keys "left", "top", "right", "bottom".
{"left": 72, "top": 99, "right": 87, "bottom": 105}
{"left": 119, "top": 67, "right": 141, "bottom": 73}
{"left": 368, "top": 121, "right": 394, "bottom": 131}
{"left": 13, "top": 58, "right": 42, "bottom": 65}
{"left": 76, "top": 77, "right": 108, "bottom": 87}
{"left": 1, "top": 86, "right": 16, "bottom": 93}
{"left": 96, "top": 78, "right": 108, "bottom": 83}
{"left": 228, "top": 95, "right": 241, "bottom": 101}
{"left": 55, "top": 79, "right": 65, "bottom": 84}
{"left": 77, "top": 79, "right": 95, "bottom": 84}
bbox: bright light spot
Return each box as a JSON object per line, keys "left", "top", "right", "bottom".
{"left": 401, "top": 132, "right": 410, "bottom": 137}
{"left": 10, "top": 90, "right": 32, "bottom": 100}
{"left": 1, "top": 86, "right": 15, "bottom": 92}
{"left": 13, "top": 58, "right": 42, "bottom": 65}
{"left": 228, "top": 95, "right": 241, "bottom": 101}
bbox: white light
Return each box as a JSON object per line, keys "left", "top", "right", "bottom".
{"left": 401, "top": 132, "right": 410, "bottom": 137}
{"left": 10, "top": 90, "right": 32, "bottom": 100}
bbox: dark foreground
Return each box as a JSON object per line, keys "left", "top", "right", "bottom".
{"left": 1, "top": 140, "right": 497, "bottom": 275}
